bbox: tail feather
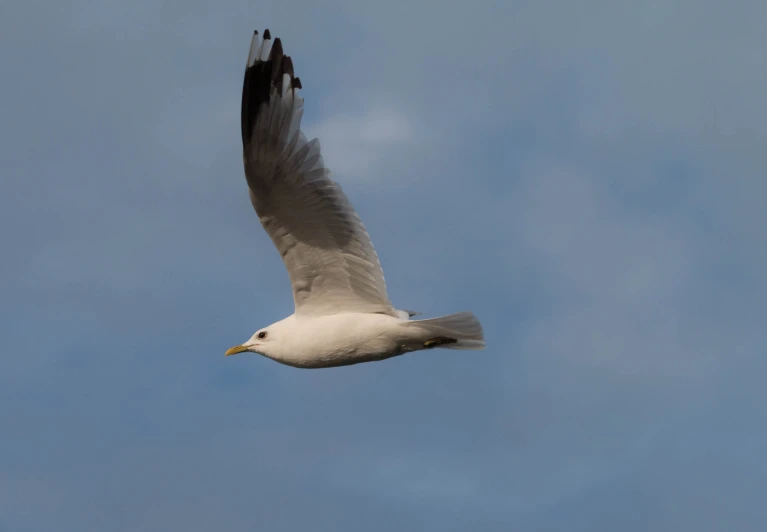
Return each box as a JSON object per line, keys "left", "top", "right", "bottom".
{"left": 406, "top": 311, "right": 486, "bottom": 350}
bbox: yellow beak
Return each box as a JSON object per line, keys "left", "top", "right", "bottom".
{"left": 224, "top": 344, "right": 249, "bottom": 356}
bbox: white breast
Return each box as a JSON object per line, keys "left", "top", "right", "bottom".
{"left": 275, "top": 313, "right": 406, "bottom": 368}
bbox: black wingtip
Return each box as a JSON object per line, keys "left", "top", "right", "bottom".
{"left": 241, "top": 30, "right": 302, "bottom": 148}
{"left": 282, "top": 56, "right": 294, "bottom": 78}
{"left": 270, "top": 38, "right": 283, "bottom": 59}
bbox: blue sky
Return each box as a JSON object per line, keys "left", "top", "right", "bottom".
{"left": 1, "top": 0, "right": 766, "bottom": 530}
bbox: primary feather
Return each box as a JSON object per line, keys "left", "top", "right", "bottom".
{"left": 241, "top": 29, "right": 395, "bottom": 317}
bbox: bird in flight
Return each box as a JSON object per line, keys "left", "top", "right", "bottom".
{"left": 225, "top": 28, "right": 485, "bottom": 368}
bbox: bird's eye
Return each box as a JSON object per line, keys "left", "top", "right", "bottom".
{"left": 257, "top": 331, "right": 267, "bottom": 339}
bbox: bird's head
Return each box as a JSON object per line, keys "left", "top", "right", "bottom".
{"left": 224, "top": 327, "right": 273, "bottom": 357}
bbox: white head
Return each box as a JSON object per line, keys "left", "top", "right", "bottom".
{"left": 224, "top": 320, "right": 285, "bottom": 360}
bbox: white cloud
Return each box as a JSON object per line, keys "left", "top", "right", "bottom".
{"left": 305, "top": 106, "right": 414, "bottom": 179}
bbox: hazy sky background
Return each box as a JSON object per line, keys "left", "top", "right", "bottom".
{"left": 2, "top": 0, "right": 766, "bottom": 530}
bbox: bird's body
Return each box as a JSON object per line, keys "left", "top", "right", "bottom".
{"left": 225, "top": 28, "right": 485, "bottom": 368}
{"left": 245, "top": 313, "right": 413, "bottom": 369}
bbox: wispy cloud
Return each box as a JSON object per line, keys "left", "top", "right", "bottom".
{"left": 306, "top": 106, "right": 414, "bottom": 178}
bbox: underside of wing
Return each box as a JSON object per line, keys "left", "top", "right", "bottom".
{"left": 240, "top": 29, "right": 395, "bottom": 317}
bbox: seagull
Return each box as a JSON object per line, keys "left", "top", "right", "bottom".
{"left": 224, "top": 29, "right": 485, "bottom": 368}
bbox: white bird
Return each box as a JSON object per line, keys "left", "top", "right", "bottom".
{"left": 225, "top": 28, "right": 485, "bottom": 368}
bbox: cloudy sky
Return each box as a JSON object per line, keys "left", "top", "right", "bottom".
{"left": 2, "top": 0, "right": 766, "bottom": 530}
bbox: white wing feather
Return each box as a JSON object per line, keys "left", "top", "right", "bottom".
{"left": 241, "top": 30, "right": 395, "bottom": 317}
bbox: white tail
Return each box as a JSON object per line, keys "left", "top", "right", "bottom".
{"left": 406, "top": 311, "right": 486, "bottom": 350}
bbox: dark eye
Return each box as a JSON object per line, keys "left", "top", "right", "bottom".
{"left": 257, "top": 331, "right": 267, "bottom": 339}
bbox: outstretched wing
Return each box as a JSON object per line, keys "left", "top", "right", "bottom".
{"left": 240, "top": 29, "right": 395, "bottom": 317}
